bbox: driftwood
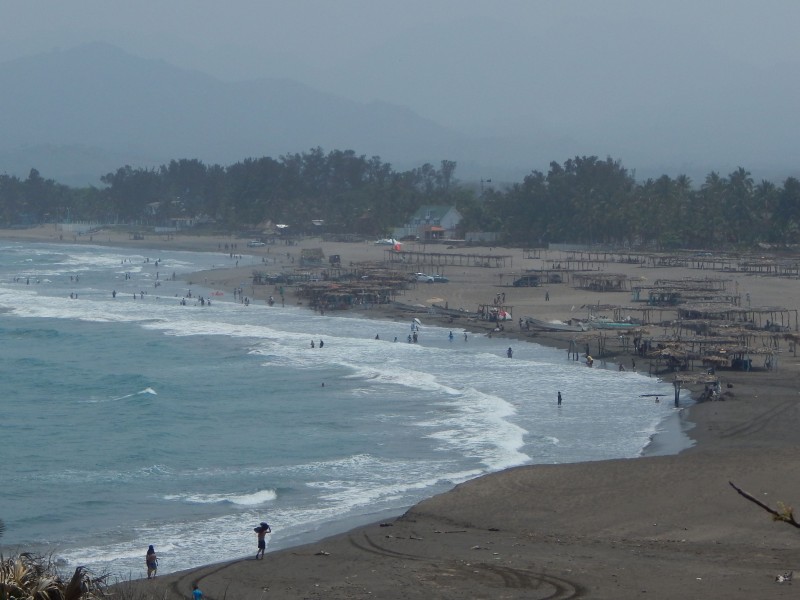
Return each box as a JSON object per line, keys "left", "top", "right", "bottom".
{"left": 729, "top": 481, "right": 800, "bottom": 528}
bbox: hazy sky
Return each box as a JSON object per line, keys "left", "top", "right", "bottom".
{"left": 3, "top": 1, "right": 797, "bottom": 79}
{"left": 2, "top": 0, "right": 799, "bottom": 178}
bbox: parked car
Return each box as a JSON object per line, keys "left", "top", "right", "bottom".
{"left": 432, "top": 274, "right": 449, "bottom": 283}
{"left": 413, "top": 273, "right": 434, "bottom": 283}
{"left": 513, "top": 275, "right": 540, "bottom": 287}
{"left": 247, "top": 240, "right": 266, "bottom": 247}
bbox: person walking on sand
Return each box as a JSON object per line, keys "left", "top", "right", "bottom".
{"left": 255, "top": 522, "right": 271, "bottom": 559}
{"left": 146, "top": 545, "right": 158, "bottom": 578}
{"left": 192, "top": 584, "right": 203, "bottom": 599}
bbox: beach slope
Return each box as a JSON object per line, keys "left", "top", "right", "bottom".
{"left": 129, "top": 371, "right": 800, "bottom": 599}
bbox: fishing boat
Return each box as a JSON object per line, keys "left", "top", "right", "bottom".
{"left": 524, "top": 317, "right": 588, "bottom": 332}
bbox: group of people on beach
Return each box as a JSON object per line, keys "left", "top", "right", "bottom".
{"left": 144, "top": 520, "right": 271, "bottom": 592}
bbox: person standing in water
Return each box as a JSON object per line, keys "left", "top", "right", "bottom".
{"left": 558, "top": 391, "right": 562, "bottom": 405}
{"left": 146, "top": 545, "right": 158, "bottom": 578}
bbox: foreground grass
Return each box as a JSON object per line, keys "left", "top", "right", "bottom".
{"left": 0, "top": 553, "right": 169, "bottom": 600}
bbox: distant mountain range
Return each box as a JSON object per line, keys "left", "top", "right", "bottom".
{"left": 1, "top": 41, "right": 798, "bottom": 186}
{"left": 0, "top": 43, "right": 566, "bottom": 185}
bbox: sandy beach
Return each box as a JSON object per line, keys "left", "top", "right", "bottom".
{"left": 6, "top": 226, "right": 800, "bottom": 599}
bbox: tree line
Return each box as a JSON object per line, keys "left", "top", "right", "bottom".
{"left": 1, "top": 149, "right": 799, "bottom": 248}
{"left": 483, "top": 156, "right": 800, "bottom": 248}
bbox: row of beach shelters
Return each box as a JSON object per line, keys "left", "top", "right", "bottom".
{"left": 569, "top": 318, "right": 781, "bottom": 375}
{"left": 641, "top": 250, "right": 800, "bottom": 278}
{"left": 572, "top": 273, "right": 630, "bottom": 292}
{"left": 675, "top": 303, "right": 798, "bottom": 332}
{"left": 630, "top": 277, "right": 734, "bottom": 306}
{"left": 385, "top": 248, "right": 513, "bottom": 269}
{"left": 294, "top": 280, "right": 408, "bottom": 311}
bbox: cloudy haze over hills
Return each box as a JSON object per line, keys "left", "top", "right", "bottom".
{"left": 1, "top": 0, "right": 799, "bottom": 185}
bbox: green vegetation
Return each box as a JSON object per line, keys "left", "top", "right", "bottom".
{"left": 0, "top": 553, "right": 108, "bottom": 600}
{"left": 482, "top": 158, "right": 800, "bottom": 249}
{"left": 0, "top": 150, "right": 467, "bottom": 237}
{"left": 0, "top": 522, "right": 164, "bottom": 600}
{"left": 2, "top": 149, "right": 799, "bottom": 249}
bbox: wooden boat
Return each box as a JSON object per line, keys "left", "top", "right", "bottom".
{"left": 524, "top": 317, "right": 588, "bottom": 332}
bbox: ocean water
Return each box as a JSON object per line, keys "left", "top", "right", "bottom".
{"left": 0, "top": 240, "right": 687, "bottom": 579}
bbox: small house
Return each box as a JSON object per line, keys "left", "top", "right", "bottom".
{"left": 393, "top": 205, "right": 463, "bottom": 241}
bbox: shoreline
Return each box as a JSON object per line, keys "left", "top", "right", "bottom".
{"left": 5, "top": 227, "right": 800, "bottom": 598}
{"left": 639, "top": 403, "right": 696, "bottom": 456}
{"left": 339, "top": 306, "right": 698, "bottom": 461}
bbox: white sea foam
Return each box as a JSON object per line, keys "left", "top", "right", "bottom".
{"left": 83, "top": 388, "right": 159, "bottom": 403}
{"left": 164, "top": 489, "right": 277, "bottom": 506}
{"left": 308, "top": 467, "right": 482, "bottom": 509}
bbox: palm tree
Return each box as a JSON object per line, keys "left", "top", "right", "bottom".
{"left": 725, "top": 167, "right": 755, "bottom": 244}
